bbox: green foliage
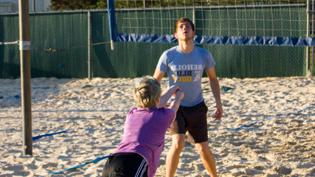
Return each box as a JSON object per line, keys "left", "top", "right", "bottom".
{"left": 51, "top": 0, "right": 98, "bottom": 10}
{"left": 51, "top": 0, "right": 306, "bottom": 10}
{"left": 96, "top": 0, "right": 106, "bottom": 9}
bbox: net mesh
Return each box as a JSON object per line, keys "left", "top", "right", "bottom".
{"left": 113, "top": 0, "right": 307, "bottom": 41}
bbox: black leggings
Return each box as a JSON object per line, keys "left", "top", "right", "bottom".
{"left": 102, "top": 153, "right": 148, "bottom": 177}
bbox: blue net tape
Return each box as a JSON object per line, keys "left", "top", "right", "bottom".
{"left": 32, "top": 130, "right": 68, "bottom": 141}
{"left": 49, "top": 154, "right": 110, "bottom": 174}
{"left": 116, "top": 33, "right": 315, "bottom": 47}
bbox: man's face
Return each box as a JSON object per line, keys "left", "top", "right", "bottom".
{"left": 174, "top": 21, "right": 195, "bottom": 41}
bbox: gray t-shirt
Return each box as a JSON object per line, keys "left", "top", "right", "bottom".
{"left": 156, "top": 46, "right": 216, "bottom": 107}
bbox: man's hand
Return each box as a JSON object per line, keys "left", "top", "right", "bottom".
{"left": 213, "top": 104, "right": 223, "bottom": 120}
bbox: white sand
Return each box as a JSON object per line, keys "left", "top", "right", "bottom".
{"left": 0, "top": 77, "right": 314, "bottom": 177}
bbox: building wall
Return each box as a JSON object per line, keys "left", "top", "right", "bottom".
{"left": 0, "top": 0, "right": 17, "bottom": 13}
{"left": 0, "top": 0, "right": 51, "bottom": 13}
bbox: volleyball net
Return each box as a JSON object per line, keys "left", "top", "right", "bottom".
{"left": 0, "top": 0, "right": 313, "bottom": 78}
{"left": 107, "top": 0, "right": 314, "bottom": 47}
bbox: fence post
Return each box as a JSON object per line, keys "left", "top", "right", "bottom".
{"left": 107, "top": 0, "right": 117, "bottom": 50}
{"left": 192, "top": 0, "right": 196, "bottom": 25}
{"left": 87, "top": 10, "right": 93, "bottom": 80}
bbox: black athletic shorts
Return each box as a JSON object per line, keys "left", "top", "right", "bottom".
{"left": 102, "top": 152, "right": 148, "bottom": 177}
{"left": 169, "top": 101, "right": 208, "bottom": 143}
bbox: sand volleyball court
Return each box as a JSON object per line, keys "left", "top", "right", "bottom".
{"left": 0, "top": 77, "right": 314, "bottom": 176}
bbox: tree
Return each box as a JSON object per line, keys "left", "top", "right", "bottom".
{"left": 51, "top": 0, "right": 99, "bottom": 10}
{"left": 51, "top": 0, "right": 306, "bottom": 10}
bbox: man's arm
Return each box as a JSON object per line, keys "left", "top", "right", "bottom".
{"left": 206, "top": 67, "right": 223, "bottom": 119}
{"left": 153, "top": 68, "right": 165, "bottom": 82}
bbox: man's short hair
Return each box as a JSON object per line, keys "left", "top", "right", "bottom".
{"left": 174, "top": 17, "right": 195, "bottom": 32}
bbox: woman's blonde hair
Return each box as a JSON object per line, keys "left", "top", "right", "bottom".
{"left": 134, "top": 76, "right": 161, "bottom": 108}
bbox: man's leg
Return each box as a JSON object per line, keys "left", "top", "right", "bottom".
{"left": 166, "top": 134, "right": 185, "bottom": 177}
{"left": 195, "top": 142, "right": 218, "bottom": 177}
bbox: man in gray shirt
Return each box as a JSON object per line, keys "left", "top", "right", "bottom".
{"left": 153, "top": 17, "right": 223, "bottom": 177}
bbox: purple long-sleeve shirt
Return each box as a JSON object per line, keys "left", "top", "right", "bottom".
{"left": 115, "top": 107, "right": 175, "bottom": 177}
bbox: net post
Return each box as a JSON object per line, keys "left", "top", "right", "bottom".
{"left": 306, "top": 0, "right": 310, "bottom": 76}
{"left": 107, "top": 0, "right": 117, "bottom": 51}
{"left": 18, "top": 0, "right": 32, "bottom": 156}
{"left": 311, "top": 0, "right": 315, "bottom": 76}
